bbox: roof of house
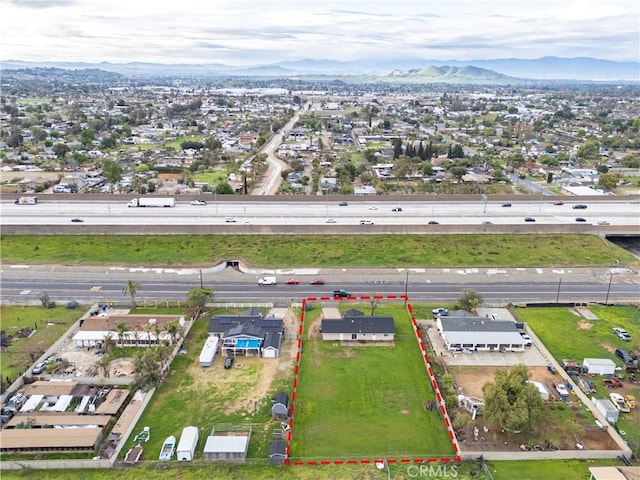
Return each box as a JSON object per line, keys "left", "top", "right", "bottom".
{"left": 269, "top": 440, "right": 287, "bottom": 456}
{"left": 263, "top": 330, "right": 282, "bottom": 350}
{"left": 208, "top": 311, "right": 283, "bottom": 343}
{"left": 321, "top": 316, "right": 395, "bottom": 334}
{"left": 273, "top": 392, "right": 289, "bottom": 407}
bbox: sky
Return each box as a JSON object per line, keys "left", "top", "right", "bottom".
{"left": 1, "top": 0, "right": 638, "bottom": 65}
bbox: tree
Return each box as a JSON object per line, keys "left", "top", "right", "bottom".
{"left": 449, "top": 166, "right": 467, "bottom": 182}
{"left": 165, "top": 321, "right": 181, "bottom": 346}
{"left": 577, "top": 140, "right": 599, "bottom": 163}
{"left": 38, "top": 291, "right": 52, "bottom": 308}
{"left": 102, "top": 158, "right": 124, "bottom": 188}
{"left": 122, "top": 280, "right": 141, "bottom": 308}
{"left": 457, "top": 288, "right": 483, "bottom": 312}
{"left": 482, "top": 364, "right": 542, "bottom": 434}
{"left": 368, "top": 294, "right": 381, "bottom": 316}
{"left": 116, "top": 322, "right": 128, "bottom": 349}
{"left": 187, "top": 286, "right": 213, "bottom": 319}
{"left": 96, "top": 355, "right": 111, "bottom": 377}
{"left": 100, "top": 136, "right": 117, "bottom": 149}
{"left": 132, "top": 348, "right": 164, "bottom": 391}
{"left": 101, "top": 332, "right": 115, "bottom": 354}
{"left": 52, "top": 143, "right": 70, "bottom": 159}
{"left": 598, "top": 173, "right": 619, "bottom": 191}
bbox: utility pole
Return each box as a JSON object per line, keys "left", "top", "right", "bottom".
{"left": 555, "top": 277, "right": 562, "bottom": 303}
{"left": 605, "top": 273, "right": 613, "bottom": 304}
{"left": 199, "top": 270, "right": 203, "bottom": 289}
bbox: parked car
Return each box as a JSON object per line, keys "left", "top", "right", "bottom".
{"left": 32, "top": 362, "right": 46, "bottom": 374}
{"left": 610, "top": 392, "right": 630, "bottom": 413}
{"left": 520, "top": 334, "right": 532, "bottom": 346}
{"left": 555, "top": 383, "right": 569, "bottom": 397}
{"left": 625, "top": 394, "right": 636, "bottom": 409}
{"left": 190, "top": 200, "right": 207, "bottom": 205}
{"left": 615, "top": 348, "right": 634, "bottom": 363}
{"left": 224, "top": 357, "right": 234, "bottom": 369}
{"left": 572, "top": 204, "right": 587, "bottom": 209}
{"left": 310, "top": 279, "right": 325, "bottom": 285}
{"left": 392, "top": 207, "right": 403, "bottom": 212}
{"left": 432, "top": 307, "right": 449, "bottom": 317}
{"left": 524, "top": 217, "right": 536, "bottom": 222}
{"left": 502, "top": 203, "right": 512, "bottom": 207}
{"left": 575, "top": 217, "right": 587, "bottom": 222}
{"left": 66, "top": 300, "right": 79, "bottom": 309}
{"left": 613, "top": 328, "right": 631, "bottom": 341}
{"left": 284, "top": 278, "right": 299, "bottom": 285}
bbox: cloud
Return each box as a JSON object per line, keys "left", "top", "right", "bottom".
{"left": 7, "top": 0, "right": 76, "bottom": 8}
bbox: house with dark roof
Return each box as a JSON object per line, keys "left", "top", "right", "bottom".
{"left": 436, "top": 316, "right": 525, "bottom": 352}
{"left": 208, "top": 308, "right": 284, "bottom": 358}
{"left": 320, "top": 309, "right": 395, "bottom": 342}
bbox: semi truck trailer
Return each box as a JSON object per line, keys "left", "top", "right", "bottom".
{"left": 127, "top": 197, "right": 175, "bottom": 208}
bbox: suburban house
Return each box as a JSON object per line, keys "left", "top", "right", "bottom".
{"left": 72, "top": 313, "right": 185, "bottom": 348}
{"left": 320, "top": 309, "right": 395, "bottom": 342}
{"left": 271, "top": 392, "right": 289, "bottom": 421}
{"left": 207, "top": 308, "right": 284, "bottom": 358}
{"left": 436, "top": 315, "right": 525, "bottom": 352}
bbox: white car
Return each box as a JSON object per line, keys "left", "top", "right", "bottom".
{"left": 326, "top": 218, "right": 337, "bottom": 223}
{"left": 368, "top": 206, "right": 378, "bottom": 210}
{"left": 190, "top": 200, "right": 207, "bottom": 205}
{"left": 520, "top": 334, "right": 532, "bottom": 346}
{"left": 555, "top": 383, "right": 569, "bottom": 397}
{"left": 432, "top": 307, "right": 449, "bottom": 317}
{"left": 359, "top": 219, "right": 374, "bottom": 225}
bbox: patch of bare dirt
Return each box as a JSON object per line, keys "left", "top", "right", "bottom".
{"left": 451, "top": 366, "right": 561, "bottom": 399}
{"left": 109, "top": 358, "right": 135, "bottom": 377}
{"left": 577, "top": 320, "right": 593, "bottom": 330}
{"left": 600, "top": 342, "right": 616, "bottom": 353}
{"left": 307, "top": 316, "right": 322, "bottom": 340}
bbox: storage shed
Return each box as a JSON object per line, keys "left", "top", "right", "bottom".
{"left": 583, "top": 358, "right": 616, "bottom": 376}
{"left": 527, "top": 381, "right": 550, "bottom": 401}
{"left": 271, "top": 392, "right": 289, "bottom": 420}
{"left": 203, "top": 425, "right": 251, "bottom": 462}
{"left": 592, "top": 397, "right": 619, "bottom": 424}
{"left": 269, "top": 440, "right": 287, "bottom": 465}
{"left": 199, "top": 337, "right": 219, "bottom": 367}
{"left": 176, "top": 426, "right": 199, "bottom": 461}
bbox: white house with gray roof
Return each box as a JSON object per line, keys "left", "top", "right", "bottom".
{"left": 436, "top": 316, "right": 525, "bottom": 352}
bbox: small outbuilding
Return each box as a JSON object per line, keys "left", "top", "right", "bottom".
{"left": 199, "top": 336, "right": 219, "bottom": 367}
{"left": 271, "top": 392, "right": 289, "bottom": 420}
{"left": 269, "top": 440, "right": 287, "bottom": 465}
{"left": 202, "top": 425, "right": 251, "bottom": 462}
{"left": 583, "top": 358, "right": 616, "bottom": 376}
{"left": 527, "top": 381, "right": 550, "bottom": 401}
{"left": 592, "top": 397, "right": 619, "bottom": 424}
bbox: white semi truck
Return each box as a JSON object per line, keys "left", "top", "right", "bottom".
{"left": 127, "top": 197, "right": 175, "bottom": 208}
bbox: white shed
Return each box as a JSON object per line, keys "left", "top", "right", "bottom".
{"left": 527, "top": 381, "right": 550, "bottom": 401}
{"left": 583, "top": 358, "right": 616, "bottom": 376}
{"left": 176, "top": 426, "right": 199, "bottom": 461}
{"left": 592, "top": 397, "right": 619, "bottom": 424}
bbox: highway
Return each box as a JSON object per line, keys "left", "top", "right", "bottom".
{"left": 2, "top": 198, "right": 638, "bottom": 226}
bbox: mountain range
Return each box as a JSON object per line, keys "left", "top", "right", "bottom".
{"left": 2, "top": 57, "right": 638, "bottom": 82}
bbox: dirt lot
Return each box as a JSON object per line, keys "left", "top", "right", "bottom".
{"left": 450, "top": 365, "right": 560, "bottom": 399}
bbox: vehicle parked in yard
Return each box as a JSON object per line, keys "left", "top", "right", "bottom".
{"left": 32, "top": 362, "right": 46, "bottom": 374}
{"left": 432, "top": 307, "right": 449, "bottom": 317}
{"left": 555, "top": 383, "right": 569, "bottom": 397}
{"left": 310, "top": 279, "right": 325, "bottom": 285}
{"left": 615, "top": 348, "right": 634, "bottom": 363}
{"left": 603, "top": 376, "right": 623, "bottom": 388}
{"left": 284, "top": 278, "right": 299, "bottom": 285}
{"left": 613, "top": 328, "right": 631, "bottom": 341}
{"left": 610, "top": 392, "right": 630, "bottom": 413}
{"left": 624, "top": 394, "right": 636, "bottom": 409}
{"left": 224, "top": 357, "right": 234, "bottom": 369}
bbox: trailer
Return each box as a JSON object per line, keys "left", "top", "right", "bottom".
{"left": 199, "top": 336, "right": 219, "bottom": 367}
{"left": 583, "top": 358, "right": 616, "bottom": 376}
{"left": 127, "top": 197, "right": 175, "bottom": 208}
{"left": 176, "top": 426, "right": 199, "bottom": 461}
{"left": 14, "top": 196, "right": 37, "bottom": 205}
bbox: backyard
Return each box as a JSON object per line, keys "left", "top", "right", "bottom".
{"left": 291, "top": 302, "right": 454, "bottom": 459}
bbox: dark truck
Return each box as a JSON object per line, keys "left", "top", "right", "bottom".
{"left": 333, "top": 289, "right": 351, "bottom": 298}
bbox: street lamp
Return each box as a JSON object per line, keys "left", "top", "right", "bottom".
{"left": 482, "top": 194, "right": 488, "bottom": 214}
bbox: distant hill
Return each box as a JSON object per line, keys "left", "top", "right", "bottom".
{"left": 2, "top": 56, "right": 638, "bottom": 82}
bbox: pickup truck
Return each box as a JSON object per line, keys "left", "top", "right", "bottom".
{"left": 333, "top": 289, "right": 351, "bottom": 298}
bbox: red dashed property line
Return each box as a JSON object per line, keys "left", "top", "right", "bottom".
{"left": 287, "top": 296, "right": 461, "bottom": 467}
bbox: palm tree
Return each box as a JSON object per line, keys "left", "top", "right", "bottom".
{"left": 96, "top": 355, "right": 111, "bottom": 378}
{"left": 115, "top": 322, "right": 128, "bottom": 349}
{"left": 122, "top": 280, "right": 141, "bottom": 308}
{"left": 101, "top": 332, "right": 115, "bottom": 354}
{"left": 165, "top": 321, "right": 180, "bottom": 346}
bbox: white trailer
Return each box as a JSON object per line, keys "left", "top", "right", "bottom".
{"left": 583, "top": 358, "right": 616, "bottom": 376}
{"left": 176, "top": 426, "right": 199, "bottom": 461}
{"left": 199, "top": 336, "right": 219, "bottom": 367}
{"left": 258, "top": 276, "right": 277, "bottom": 285}
{"left": 592, "top": 397, "right": 619, "bottom": 424}
{"left": 127, "top": 197, "right": 175, "bottom": 208}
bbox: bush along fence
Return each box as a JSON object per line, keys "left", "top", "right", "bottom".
{"left": 284, "top": 294, "right": 460, "bottom": 467}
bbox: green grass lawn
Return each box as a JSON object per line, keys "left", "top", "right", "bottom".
{"left": 192, "top": 171, "right": 229, "bottom": 185}
{"left": 0, "top": 305, "right": 84, "bottom": 381}
{"left": 1, "top": 234, "right": 636, "bottom": 267}
{"left": 292, "top": 303, "right": 453, "bottom": 458}
{"left": 164, "top": 135, "right": 206, "bottom": 150}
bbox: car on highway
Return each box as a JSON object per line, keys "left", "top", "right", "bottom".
{"left": 597, "top": 220, "right": 610, "bottom": 225}
{"left": 524, "top": 217, "right": 536, "bottom": 222}
{"left": 339, "top": 202, "right": 348, "bottom": 206}
{"left": 326, "top": 218, "right": 337, "bottom": 223}
{"left": 502, "top": 203, "right": 512, "bottom": 207}
{"left": 70, "top": 218, "right": 84, "bottom": 223}
{"left": 428, "top": 220, "right": 439, "bottom": 225}
{"left": 190, "top": 200, "right": 207, "bottom": 205}
{"left": 359, "top": 219, "right": 374, "bottom": 225}
{"left": 553, "top": 201, "right": 565, "bottom": 205}
{"left": 310, "top": 279, "right": 325, "bottom": 285}
{"left": 368, "top": 206, "right": 378, "bottom": 210}
{"left": 572, "top": 204, "right": 588, "bottom": 209}
{"left": 284, "top": 278, "right": 300, "bottom": 285}
{"left": 575, "top": 217, "right": 587, "bottom": 222}
{"left": 224, "top": 217, "right": 237, "bottom": 223}
{"left": 555, "top": 383, "right": 569, "bottom": 397}
{"left": 482, "top": 221, "right": 493, "bottom": 225}
{"left": 432, "top": 307, "right": 449, "bottom": 317}
{"left": 392, "top": 207, "right": 403, "bottom": 212}
{"left": 333, "top": 289, "right": 351, "bottom": 298}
